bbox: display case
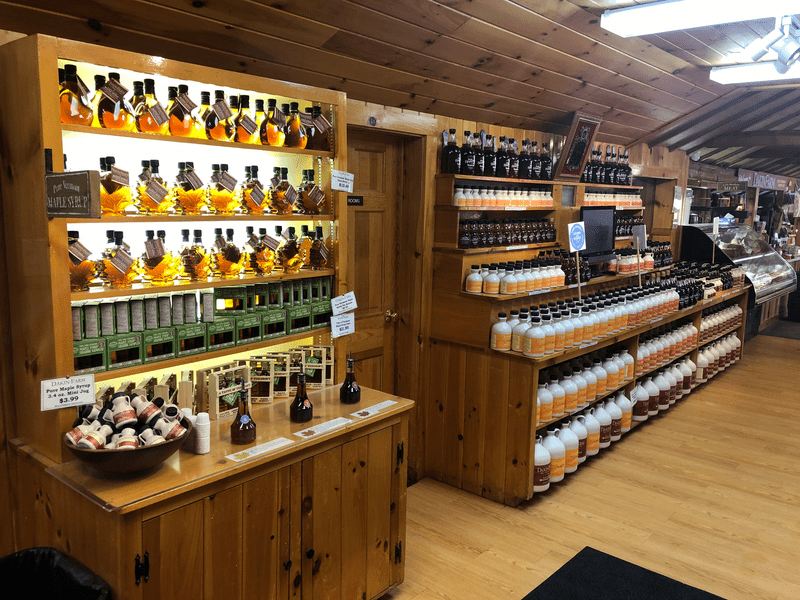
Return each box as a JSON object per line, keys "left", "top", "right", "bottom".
{"left": 681, "top": 224, "right": 797, "bottom": 305}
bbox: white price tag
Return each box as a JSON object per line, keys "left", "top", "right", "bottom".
{"left": 568, "top": 221, "right": 587, "bottom": 252}
{"left": 41, "top": 374, "right": 95, "bottom": 411}
{"left": 331, "top": 169, "right": 354, "bottom": 193}
{"left": 294, "top": 417, "right": 352, "bottom": 439}
{"left": 226, "top": 437, "right": 294, "bottom": 462}
{"left": 331, "top": 291, "right": 357, "bottom": 315}
{"left": 330, "top": 312, "right": 355, "bottom": 338}
{"left": 713, "top": 216, "right": 719, "bottom": 236}
{"left": 351, "top": 400, "right": 398, "bottom": 419}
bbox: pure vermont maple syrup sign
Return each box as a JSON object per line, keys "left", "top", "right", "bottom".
{"left": 45, "top": 171, "right": 101, "bottom": 218}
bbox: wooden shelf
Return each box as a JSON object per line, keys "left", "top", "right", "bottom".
{"left": 436, "top": 173, "right": 642, "bottom": 191}
{"left": 62, "top": 123, "right": 335, "bottom": 158}
{"left": 584, "top": 205, "right": 644, "bottom": 211}
{"left": 94, "top": 328, "right": 331, "bottom": 382}
{"left": 637, "top": 346, "right": 695, "bottom": 381}
{"left": 433, "top": 242, "right": 559, "bottom": 255}
{"left": 434, "top": 204, "right": 555, "bottom": 212}
{"left": 699, "top": 324, "right": 742, "bottom": 346}
{"left": 67, "top": 214, "right": 334, "bottom": 223}
{"left": 535, "top": 377, "right": 634, "bottom": 432}
{"left": 71, "top": 268, "right": 334, "bottom": 300}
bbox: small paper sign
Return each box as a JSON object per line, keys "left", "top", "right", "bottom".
{"left": 226, "top": 437, "right": 295, "bottom": 462}
{"left": 176, "top": 92, "right": 197, "bottom": 113}
{"left": 99, "top": 78, "right": 128, "bottom": 104}
{"left": 110, "top": 249, "right": 135, "bottom": 274}
{"left": 144, "top": 237, "right": 166, "bottom": 260}
{"left": 331, "top": 170, "right": 354, "bottom": 193}
{"left": 294, "top": 417, "right": 352, "bottom": 439}
{"left": 148, "top": 103, "right": 168, "bottom": 126}
{"left": 138, "top": 168, "right": 152, "bottom": 183}
{"left": 185, "top": 170, "right": 204, "bottom": 190}
{"left": 110, "top": 165, "right": 130, "bottom": 187}
{"left": 41, "top": 374, "right": 95, "bottom": 411}
{"left": 68, "top": 240, "right": 92, "bottom": 265}
{"left": 263, "top": 234, "right": 281, "bottom": 251}
{"left": 239, "top": 114, "right": 258, "bottom": 136}
{"left": 351, "top": 400, "right": 397, "bottom": 419}
{"left": 331, "top": 291, "right": 357, "bottom": 315}
{"left": 309, "top": 186, "right": 325, "bottom": 204}
{"left": 299, "top": 112, "right": 314, "bottom": 128}
{"left": 632, "top": 224, "right": 647, "bottom": 249}
{"left": 313, "top": 113, "right": 331, "bottom": 133}
{"left": 270, "top": 176, "right": 280, "bottom": 189}
{"left": 271, "top": 106, "right": 286, "bottom": 127}
{"left": 218, "top": 171, "right": 238, "bottom": 192}
{"left": 331, "top": 312, "right": 355, "bottom": 338}
{"left": 568, "top": 221, "right": 587, "bottom": 252}
{"left": 145, "top": 180, "right": 170, "bottom": 203}
{"left": 212, "top": 100, "right": 233, "bottom": 120}
{"left": 249, "top": 184, "right": 265, "bottom": 207}
{"left": 712, "top": 216, "right": 720, "bottom": 237}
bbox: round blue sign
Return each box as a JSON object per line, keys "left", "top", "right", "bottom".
{"left": 569, "top": 223, "right": 585, "bottom": 251}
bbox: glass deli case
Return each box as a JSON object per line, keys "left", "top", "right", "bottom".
{"left": 680, "top": 223, "right": 797, "bottom": 304}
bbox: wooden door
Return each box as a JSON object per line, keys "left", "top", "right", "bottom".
{"left": 242, "top": 467, "right": 293, "bottom": 600}
{"left": 346, "top": 130, "right": 402, "bottom": 393}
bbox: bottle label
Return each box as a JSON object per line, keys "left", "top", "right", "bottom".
{"left": 99, "top": 78, "right": 129, "bottom": 104}
{"left": 466, "top": 279, "right": 482, "bottom": 293}
{"left": 587, "top": 432, "right": 599, "bottom": 452}
{"left": 611, "top": 418, "right": 621, "bottom": 437}
{"left": 240, "top": 415, "right": 251, "bottom": 424}
{"left": 585, "top": 382, "right": 596, "bottom": 400}
{"left": 532, "top": 337, "right": 545, "bottom": 355}
{"left": 313, "top": 113, "right": 332, "bottom": 133}
{"left": 212, "top": 99, "right": 233, "bottom": 120}
{"left": 240, "top": 114, "right": 258, "bottom": 135}
{"left": 249, "top": 184, "right": 266, "bottom": 207}
{"left": 551, "top": 394, "right": 564, "bottom": 416}
{"left": 491, "top": 332, "right": 511, "bottom": 351}
{"left": 511, "top": 333, "right": 523, "bottom": 352}
{"left": 218, "top": 171, "right": 238, "bottom": 192}
{"left": 621, "top": 412, "right": 632, "bottom": 430}
{"left": 300, "top": 111, "right": 315, "bottom": 128}
{"left": 544, "top": 335, "right": 555, "bottom": 353}
{"left": 68, "top": 240, "right": 92, "bottom": 265}
{"left": 577, "top": 437, "right": 587, "bottom": 457}
{"left": 138, "top": 168, "right": 152, "bottom": 183}
{"left": 148, "top": 103, "right": 168, "bottom": 126}
{"left": 564, "top": 392, "right": 578, "bottom": 411}
{"left": 484, "top": 280, "right": 500, "bottom": 294}
{"left": 145, "top": 180, "right": 170, "bottom": 203}
{"left": 176, "top": 92, "right": 198, "bottom": 113}
{"left": 554, "top": 332, "right": 565, "bottom": 350}
{"left": 308, "top": 186, "right": 326, "bottom": 205}
{"left": 110, "top": 165, "right": 130, "bottom": 187}
{"left": 565, "top": 448, "right": 578, "bottom": 470}
{"left": 534, "top": 464, "right": 550, "bottom": 487}
{"left": 285, "top": 185, "right": 298, "bottom": 203}
{"left": 550, "top": 455, "right": 565, "bottom": 479}
{"left": 599, "top": 424, "right": 611, "bottom": 444}
{"left": 539, "top": 401, "right": 552, "bottom": 422}
{"left": 110, "top": 249, "right": 135, "bottom": 274}
{"left": 144, "top": 237, "right": 167, "bottom": 260}
{"left": 464, "top": 155, "right": 475, "bottom": 170}
{"left": 564, "top": 331, "right": 574, "bottom": 348}
{"left": 185, "top": 170, "right": 204, "bottom": 190}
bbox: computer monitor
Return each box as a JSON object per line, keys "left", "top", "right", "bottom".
{"left": 579, "top": 206, "right": 617, "bottom": 264}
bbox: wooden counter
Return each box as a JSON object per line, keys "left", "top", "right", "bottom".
{"left": 14, "top": 386, "right": 413, "bottom": 600}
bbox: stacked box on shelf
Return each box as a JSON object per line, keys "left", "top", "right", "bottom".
{"left": 236, "top": 313, "right": 263, "bottom": 345}
{"left": 288, "top": 305, "right": 312, "bottom": 333}
{"left": 214, "top": 287, "right": 248, "bottom": 316}
{"left": 208, "top": 317, "right": 237, "bottom": 351}
{"left": 176, "top": 322, "right": 208, "bottom": 357}
{"left": 73, "top": 338, "right": 107, "bottom": 374}
{"left": 239, "top": 357, "right": 275, "bottom": 404}
{"left": 107, "top": 332, "right": 144, "bottom": 371}
{"left": 143, "top": 328, "right": 178, "bottom": 364}
{"left": 269, "top": 353, "right": 291, "bottom": 398}
{"left": 263, "top": 310, "right": 288, "bottom": 339}
{"left": 196, "top": 362, "right": 251, "bottom": 420}
{"left": 312, "top": 300, "right": 332, "bottom": 329}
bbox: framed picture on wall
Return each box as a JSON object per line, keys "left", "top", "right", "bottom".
{"left": 553, "top": 112, "right": 602, "bottom": 181}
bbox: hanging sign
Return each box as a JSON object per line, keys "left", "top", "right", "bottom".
{"left": 330, "top": 312, "right": 355, "bottom": 338}
{"left": 331, "top": 291, "right": 357, "bottom": 315}
{"left": 41, "top": 374, "right": 95, "bottom": 412}
{"left": 331, "top": 170, "right": 354, "bottom": 193}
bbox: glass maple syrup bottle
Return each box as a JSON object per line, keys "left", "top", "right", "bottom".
{"left": 97, "top": 72, "right": 135, "bottom": 131}
{"left": 271, "top": 167, "right": 295, "bottom": 215}
{"left": 60, "top": 64, "right": 93, "bottom": 126}
{"left": 207, "top": 163, "right": 239, "bottom": 215}
{"left": 285, "top": 102, "right": 308, "bottom": 148}
{"left": 340, "top": 354, "right": 360, "bottom": 404}
{"left": 231, "top": 383, "right": 257, "bottom": 444}
{"left": 211, "top": 228, "right": 244, "bottom": 279}
{"left": 309, "top": 106, "right": 331, "bottom": 151}
{"left": 242, "top": 226, "right": 258, "bottom": 275}
{"left": 67, "top": 231, "right": 96, "bottom": 292}
{"left": 308, "top": 226, "right": 329, "bottom": 270}
{"left": 141, "top": 230, "right": 179, "bottom": 285}
{"left": 136, "top": 159, "right": 173, "bottom": 214}
{"left": 168, "top": 84, "right": 195, "bottom": 137}
{"left": 205, "top": 90, "right": 234, "bottom": 141}
{"left": 290, "top": 373, "right": 313, "bottom": 423}
{"left": 89, "top": 74, "right": 105, "bottom": 128}
{"left": 255, "top": 227, "right": 278, "bottom": 275}
{"left": 100, "top": 231, "right": 138, "bottom": 288}
{"left": 132, "top": 79, "right": 168, "bottom": 134}
{"left": 240, "top": 165, "right": 266, "bottom": 215}
{"left": 173, "top": 161, "right": 207, "bottom": 215}
{"left": 277, "top": 226, "right": 303, "bottom": 274}
{"left": 100, "top": 156, "right": 134, "bottom": 215}
{"left": 254, "top": 99, "right": 267, "bottom": 143}
{"left": 179, "top": 229, "right": 211, "bottom": 281}
{"left": 234, "top": 94, "right": 259, "bottom": 144}
{"left": 260, "top": 98, "right": 286, "bottom": 146}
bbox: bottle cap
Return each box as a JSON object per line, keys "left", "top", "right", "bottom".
{"left": 281, "top": 103, "right": 290, "bottom": 113}
{"left": 259, "top": 228, "right": 267, "bottom": 235}
{"left": 268, "top": 98, "right": 276, "bottom": 107}
{"left": 157, "top": 230, "right": 166, "bottom": 239}
{"left": 230, "top": 95, "right": 239, "bottom": 108}
{"left": 214, "top": 228, "right": 223, "bottom": 236}
{"left": 316, "top": 226, "right": 324, "bottom": 237}
{"left": 201, "top": 91, "right": 210, "bottom": 102}
{"left": 106, "top": 156, "right": 116, "bottom": 165}
{"left": 211, "top": 164, "right": 220, "bottom": 171}
{"left": 109, "top": 72, "right": 121, "bottom": 81}
{"left": 145, "top": 230, "right": 155, "bottom": 239}
{"left": 498, "top": 312, "right": 507, "bottom": 318}
{"left": 193, "top": 229, "right": 203, "bottom": 238}
{"left": 114, "top": 231, "right": 124, "bottom": 244}
{"left": 290, "top": 101, "right": 299, "bottom": 111}
{"left": 64, "top": 64, "right": 77, "bottom": 75}
{"left": 246, "top": 226, "right": 254, "bottom": 234}
{"left": 256, "top": 99, "right": 264, "bottom": 110}
{"left": 449, "top": 128, "right": 456, "bottom": 134}
{"left": 178, "top": 84, "right": 188, "bottom": 94}
{"left": 141, "top": 160, "right": 150, "bottom": 168}
{"left": 181, "top": 229, "right": 190, "bottom": 240}
{"left": 178, "top": 161, "right": 186, "bottom": 170}
{"left": 251, "top": 165, "right": 259, "bottom": 176}
{"left": 68, "top": 230, "right": 79, "bottom": 239}
{"left": 226, "top": 228, "right": 234, "bottom": 239}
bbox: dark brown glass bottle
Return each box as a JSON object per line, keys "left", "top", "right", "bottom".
{"left": 290, "top": 373, "right": 313, "bottom": 423}
{"left": 340, "top": 357, "right": 361, "bottom": 404}
{"left": 231, "top": 383, "right": 257, "bottom": 444}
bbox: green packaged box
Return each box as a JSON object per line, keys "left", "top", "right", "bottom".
{"left": 312, "top": 300, "right": 332, "bottom": 329}
{"left": 99, "top": 300, "right": 116, "bottom": 337}
{"left": 115, "top": 298, "right": 131, "bottom": 334}
{"left": 176, "top": 323, "right": 207, "bottom": 357}
{"left": 184, "top": 292, "right": 198, "bottom": 323}
{"left": 301, "top": 280, "right": 313, "bottom": 305}
{"left": 71, "top": 303, "right": 83, "bottom": 341}
{"left": 246, "top": 285, "right": 256, "bottom": 313}
{"left": 290, "top": 280, "right": 302, "bottom": 306}
{"left": 281, "top": 282, "right": 292, "bottom": 307}
{"left": 143, "top": 327, "right": 177, "bottom": 364}
{"left": 144, "top": 295, "right": 159, "bottom": 330}
{"left": 208, "top": 317, "right": 237, "bottom": 350}
{"left": 83, "top": 302, "right": 100, "bottom": 339}
{"left": 254, "top": 283, "right": 269, "bottom": 311}
{"left": 106, "top": 332, "right": 144, "bottom": 371}
{"left": 214, "top": 286, "right": 247, "bottom": 316}
{"left": 310, "top": 279, "right": 321, "bottom": 303}
{"left": 171, "top": 294, "right": 184, "bottom": 326}
{"left": 157, "top": 295, "right": 172, "bottom": 328}
{"left": 268, "top": 282, "right": 283, "bottom": 311}
{"left": 200, "top": 289, "right": 215, "bottom": 323}
{"left": 130, "top": 298, "right": 145, "bottom": 332}
{"left": 236, "top": 313, "right": 263, "bottom": 345}
{"left": 73, "top": 338, "right": 107, "bottom": 374}
{"left": 263, "top": 310, "right": 288, "bottom": 339}
{"left": 288, "top": 305, "right": 312, "bottom": 334}
{"left": 320, "top": 276, "right": 332, "bottom": 300}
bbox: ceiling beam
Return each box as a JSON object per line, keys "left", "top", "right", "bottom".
{"left": 704, "top": 131, "right": 800, "bottom": 148}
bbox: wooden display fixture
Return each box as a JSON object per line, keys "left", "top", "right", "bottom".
{"left": 196, "top": 362, "right": 252, "bottom": 421}
{"left": 0, "top": 34, "right": 348, "bottom": 464}
{"left": 239, "top": 357, "right": 276, "bottom": 404}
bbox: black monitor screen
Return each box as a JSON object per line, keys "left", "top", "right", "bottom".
{"left": 579, "top": 206, "right": 616, "bottom": 257}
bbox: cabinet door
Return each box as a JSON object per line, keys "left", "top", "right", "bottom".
{"left": 142, "top": 501, "right": 204, "bottom": 600}
{"left": 242, "top": 466, "right": 293, "bottom": 600}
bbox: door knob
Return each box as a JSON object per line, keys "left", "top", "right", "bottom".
{"left": 384, "top": 310, "right": 398, "bottom": 322}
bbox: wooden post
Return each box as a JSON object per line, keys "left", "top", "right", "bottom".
{"left": 575, "top": 251, "right": 582, "bottom": 302}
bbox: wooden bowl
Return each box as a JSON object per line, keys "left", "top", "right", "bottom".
{"left": 63, "top": 418, "right": 193, "bottom": 474}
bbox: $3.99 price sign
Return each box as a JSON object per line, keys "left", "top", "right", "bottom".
{"left": 40, "top": 374, "right": 95, "bottom": 412}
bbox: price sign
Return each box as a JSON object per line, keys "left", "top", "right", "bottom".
{"left": 568, "top": 221, "right": 587, "bottom": 252}
{"left": 331, "top": 169, "right": 354, "bottom": 193}
{"left": 330, "top": 312, "right": 355, "bottom": 338}
{"left": 41, "top": 374, "right": 95, "bottom": 412}
{"left": 331, "top": 291, "right": 357, "bottom": 315}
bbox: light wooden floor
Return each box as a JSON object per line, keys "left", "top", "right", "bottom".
{"left": 383, "top": 334, "right": 800, "bottom": 600}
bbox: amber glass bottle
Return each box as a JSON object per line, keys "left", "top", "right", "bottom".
{"left": 240, "top": 165, "right": 266, "bottom": 215}
{"left": 59, "top": 64, "right": 93, "bottom": 126}
{"left": 340, "top": 357, "right": 361, "bottom": 404}
{"left": 100, "top": 231, "right": 138, "bottom": 288}
{"left": 285, "top": 102, "right": 308, "bottom": 148}
{"left": 68, "top": 231, "right": 96, "bottom": 292}
{"left": 100, "top": 156, "right": 133, "bottom": 216}
{"left": 270, "top": 167, "right": 295, "bottom": 215}
{"left": 173, "top": 161, "right": 207, "bottom": 215}
{"left": 254, "top": 99, "right": 266, "bottom": 144}
{"left": 140, "top": 230, "right": 179, "bottom": 285}
{"left": 277, "top": 226, "right": 304, "bottom": 274}
{"left": 90, "top": 74, "right": 104, "bottom": 128}
{"left": 234, "top": 94, "right": 259, "bottom": 144}
{"left": 231, "top": 384, "right": 257, "bottom": 444}
{"left": 168, "top": 84, "right": 195, "bottom": 137}
{"left": 133, "top": 79, "right": 169, "bottom": 134}
{"left": 289, "top": 373, "right": 313, "bottom": 423}
{"left": 211, "top": 228, "right": 244, "bottom": 279}
{"left": 97, "top": 72, "right": 135, "bottom": 131}
{"left": 205, "top": 89, "right": 234, "bottom": 141}
{"left": 260, "top": 98, "right": 286, "bottom": 147}
{"left": 207, "top": 163, "right": 239, "bottom": 215}
{"left": 179, "top": 229, "right": 211, "bottom": 281}
{"left": 308, "top": 226, "right": 329, "bottom": 270}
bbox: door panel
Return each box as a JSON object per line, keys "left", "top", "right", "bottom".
{"left": 143, "top": 501, "right": 204, "bottom": 600}
{"left": 346, "top": 130, "right": 401, "bottom": 394}
{"left": 341, "top": 436, "right": 369, "bottom": 600}
{"left": 204, "top": 486, "right": 243, "bottom": 599}
{"left": 366, "top": 427, "right": 394, "bottom": 598}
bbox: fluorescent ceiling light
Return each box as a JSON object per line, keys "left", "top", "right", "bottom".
{"left": 601, "top": 0, "right": 798, "bottom": 37}
{"left": 710, "top": 60, "right": 800, "bottom": 84}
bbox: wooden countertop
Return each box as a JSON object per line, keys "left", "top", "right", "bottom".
{"left": 44, "top": 386, "right": 414, "bottom": 514}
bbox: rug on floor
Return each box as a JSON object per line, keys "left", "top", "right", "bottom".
{"left": 759, "top": 319, "right": 800, "bottom": 340}
{"left": 522, "top": 546, "right": 726, "bottom": 600}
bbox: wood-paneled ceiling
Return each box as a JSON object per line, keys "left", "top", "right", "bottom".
{"left": 1, "top": 0, "right": 798, "bottom": 176}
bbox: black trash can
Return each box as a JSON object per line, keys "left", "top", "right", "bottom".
{"left": 0, "top": 547, "right": 111, "bottom": 599}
